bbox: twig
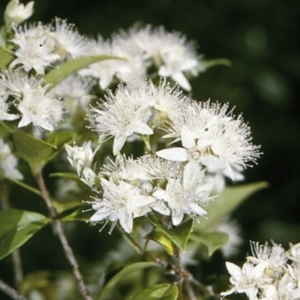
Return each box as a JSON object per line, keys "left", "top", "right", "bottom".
{"left": 0, "top": 279, "right": 27, "bottom": 300}
{"left": 174, "top": 248, "right": 184, "bottom": 300}
{"left": 35, "top": 168, "right": 93, "bottom": 300}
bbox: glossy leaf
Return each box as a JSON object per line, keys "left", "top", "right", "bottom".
{"left": 132, "top": 283, "right": 178, "bottom": 300}
{"left": 98, "top": 262, "right": 160, "bottom": 300}
{"left": 0, "top": 45, "right": 14, "bottom": 70}
{"left": 148, "top": 216, "right": 193, "bottom": 253}
{"left": 49, "top": 172, "right": 81, "bottom": 182}
{"left": 146, "top": 230, "right": 174, "bottom": 255}
{"left": 0, "top": 209, "right": 49, "bottom": 260}
{"left": 190, "top": 231, "right": 228, "bottom": 256}
{"left": 13, "top": 131, "right": 56, "bottom": 170}
{"left": 44, "top": 55, "right": 124, "bottom": 89}
{"left": 195, "top": 182, "right": 268, "bottom": 231}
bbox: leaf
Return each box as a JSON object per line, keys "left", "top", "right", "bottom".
{"left": 190, "top": 231, "right": 228, "bottom": 256}
{"left": 13, "top": 131, "right": 56, "bottom": 170}
{"left": 49, "top": 172, "right": 81, "bottom": 182}
{"left": 148, "top": 216, "right": 193, "bottom": 253}
{"left": 132, "top": 283, "right": 178, "bottom": 300}
{"left": 44, "top": 55, "right": 124, "bottom": 89}
{"left": 196, "top": 182, "right": 268, "bottom": 231}
{"left": 0, "top": 46, "right": 14, "bottom": 70}
{"left": 62, "top": 207, "right": 93, "bottom": 222}
{"left": 98, "top": 262, "right": 160, "bottom": 300}
{"left": 53, "top": 200, "right": 83, "bottom": 215}
{"left": 0, "top": 209, "right": 49, "bottom": 260}
{"left": 146, "top": 231, "right": 174, "bottom": 255}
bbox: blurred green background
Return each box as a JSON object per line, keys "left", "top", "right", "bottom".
{"left": 1, "top": 0, "right": 300, "bottom": 298}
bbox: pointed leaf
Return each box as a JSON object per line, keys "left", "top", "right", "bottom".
{"left": 148, "top": 216, "right": 193, "bottom": 252}
{"left": 13, "top": 131, "right": 56, "bottom": 169}
{"left": 190, "top": 231, "right": 228, "bottom": 256}
{"left": 195, "top": 182, "right": 268, "bottom": 231}
{"left": 0, "top": 46, "right": 14, "bottom": 70}
{"left": 132, "top": 283, "right": 178, "bottom": 300}
{"left": 44, "top": 55, "right": 124, "bottom": 89}
{"left": 98, "top": 262, "right": 160, "bottom": 300}
{"left": 0, "top": 209, "right": 49, "bottom": 260}
{"left": 146, "top": 230, "right": 175, "bottom": 255}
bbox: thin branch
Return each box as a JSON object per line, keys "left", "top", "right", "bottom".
{"left": 174, "top": 248, "right": 184, "bottom": 300}
{"left": 0, "top": 279, "right": 27, "bottom": 300}
{"left": 35, "top": 168, "right": 93, "bottom": 300}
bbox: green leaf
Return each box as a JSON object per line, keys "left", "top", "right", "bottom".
{"left": 49, "top": 172, "right": 81, "bottom": 182}
{"left": 190, "top": 231, "right": 228, "bottom": 256}
{"left": 196, "top": 182, "right": 268, "bottom": 231}
{"left": 62, "top": 207, "right": 92, "bottom": 222}
{"left": 148, "top": 216, "right": 193, "bottom": 253}
{"left": 98, "top": 262, "right": 160, "bottom": 300}
{"left": 53, "top": 200, "right": 83, "bottom": 215}
{"left": 146, "top": 230, "right": 174, "bottom": 255}
{"left": 132, "top": 283, "right": 178, "bottom": 300}
{"left": 13, "top": 131, "right": 56, "bottom": 170}
{"left": 0, "top": 46, "right": 14, "bottom": 70}
{"left": 0, "top": 209, "right": 49, "bottom": 260}
{"left": 44, "top": 55, "right": 124, "bottom": 89}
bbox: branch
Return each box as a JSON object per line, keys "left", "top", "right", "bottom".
{"left": 0, "top": 279, "right": 27, "bottom": 300}
{"left": 35, "top": 169, "right": 93, "bottom": 300}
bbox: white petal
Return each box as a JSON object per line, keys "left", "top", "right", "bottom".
{"left": 183, "top": 162, "right": 200, "bottom": 190}
{"left": 113, "top": 135, "right": 127, "bottom": 155}
{"left": 225, "top": 261, "right": 243, "bottom": 279}
{"left": 119, "top": 211, "right": 133, "bottom": 233}
{"left": 172, "top": 72, "right": 191, "bottom": 91}
{"left": 172, "top": 212, "right": 184, "bottom": 226}
{"left": 189, "top": 203, "right": 207, "bottom": 216}
{"left": 134, "top": 121, "right": 153, "bottom": 135}
{"left": 200, "top": 155, "right": 226, "bottom": 170}
{"left": 90, "top": 209, "right": 111, "bottom": 222}
{"left": 156, "top": 147, "right": 188, "bottom": 162}
{"left": 181, "top": 125, "right": 195, "bottom": 149}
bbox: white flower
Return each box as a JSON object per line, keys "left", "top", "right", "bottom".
{"left": 0, "top": 138, "right": 23, "bottom": 180}
{"left": 50, "top": 18, "right": 88, "bottom": 60}
{"left": 156, "top": 101, "right": 261, "bottom": 185}
{"left": 248, "top": 241, "right": 287, "bottom": 270}
{"left": 79, "top": 35, "right": 145, "bottom": 89}
{"left": 2, "top": 71, "right": 63, "bottom": 130}
{"left": 152, "top": 173, "right": 213, "bottom": 226}
{"left": 10, "top": 23, "right": 60, "bottom": 74}
{"left": 217, "top": 217, "right": 242, "bottom": 258}
{"left": 90, "top": 82, "right": 155, "bottom": 155}
{"left": 221, "top": 261, "right": 270, "bottom": 300}
{"left": 89, "top": 179, "right": 156, "bottom": 233}
{"left": 4, "top": 0, "right": 34, "bottom": 26}
{"left": 117, "top": 24, "right": 202, "bottom": 91}
{"left": 65, "top": 141, "right": 96, "bottom": 175}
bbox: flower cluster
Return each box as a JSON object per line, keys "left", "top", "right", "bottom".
{"left": 222, "top": 241, "right": 300, "bottom": 299}
{"left": 66, "top": 78, "right": 260, "bottom": 233}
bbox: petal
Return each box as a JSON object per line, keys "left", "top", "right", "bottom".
{"left": 113, "top": 134, "right": 127, "bottom": 155}
{"left": 189, "top": 203, "right": 207, "bottom": 216}
{"left": 119, "top": 211, "right": 133, "bottom": 233}
{"left": 156, "top": 147, "right": 188, "bottom": 162}
{"left": 183, "top": 162, "right": 200, "bottom": 190}
{"left": 181, "top": 125, "right": 196, "bottom": 149}
{"left": 171, "top": 72, "right": 191, "bottom": 91}
{"left": 90, "top": 209, "right": 111, "bottom": 222}
{"left": 200, "top": 155, "right": 226, "bottom": 170}
{"left": 134, "top": 121, "right": 154, "bottom": 135}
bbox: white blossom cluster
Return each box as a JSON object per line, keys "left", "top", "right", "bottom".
{"left": 66, "top": 79, "right": 260, "bottom": 233}
{"left": 222, "top": 241, "right": 300, "bottom": 300}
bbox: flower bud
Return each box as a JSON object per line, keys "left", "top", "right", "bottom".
{"left": 4, "top": 0, "right": 34, "bottom": 27}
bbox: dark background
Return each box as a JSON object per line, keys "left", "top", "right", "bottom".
{"left": 1, "top": 0, "right": 300, "bottom": 298}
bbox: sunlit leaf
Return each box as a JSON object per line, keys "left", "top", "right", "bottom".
{"left": 13, "top": 131, "right": 56, "bottom": 170}
{"left": 190, "top": 231, "right": 228, "bottom": 256}
{"left": 49, "top": 172, "right": 81, "bottom": 182}
{"left": 44, "top": 55, "right": 124, "bottom": 89}
{"left": 0, "top": 45, "right": 14, "bottom": 70}
{"left": 0, "top": 209, "right": 49, "bottom": 260}
{"left": 98, "top": 262, "right": 160, "bottom": 300}
{"left": 196, "top": 182, "right": 268, "bottom": 231}
{"left": 132, "top": 283, "right": 178, "bottom": 300}
{"left": 148, "top": 216, "right": 193, "bottom": 253}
